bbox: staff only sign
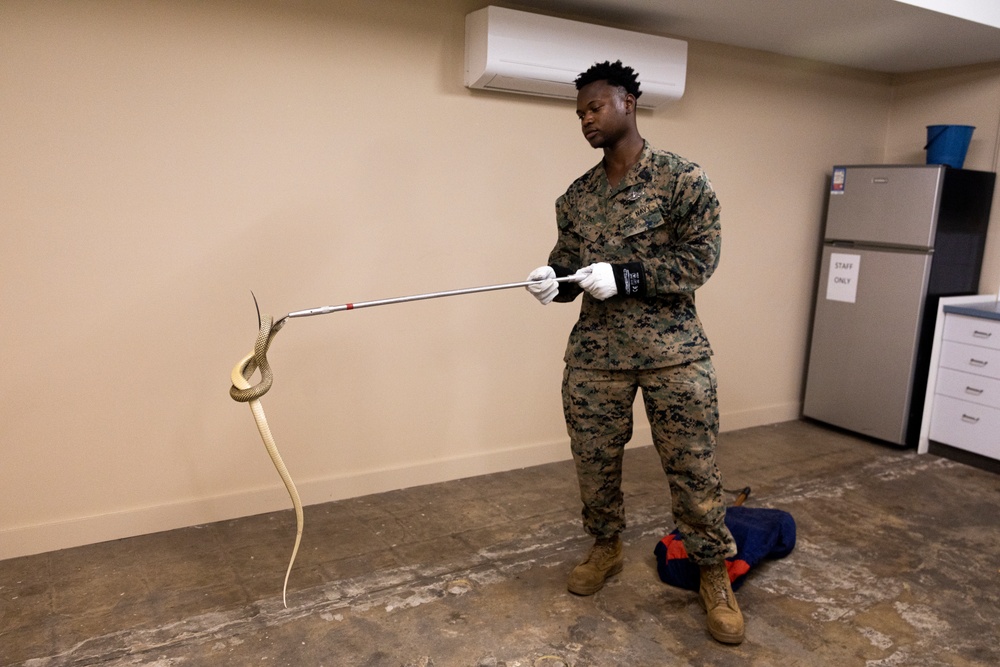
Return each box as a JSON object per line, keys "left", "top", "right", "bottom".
{"left": 826, "top": 253, "right": 860, "bottom": 303}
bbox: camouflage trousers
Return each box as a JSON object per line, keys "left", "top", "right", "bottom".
{"left": 562, "top": 357, "right": 737, "bottom": 564}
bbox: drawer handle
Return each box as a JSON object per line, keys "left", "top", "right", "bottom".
{"left": 968, "top": 358, "right": 989, "bottom": 367}
{"left": 972, "top": 330, "right": 993, "bottom": 339}
{"left": 961, "top": 414, "right": 980, "bottom": 424}
{"left": 965, "top": 386, "right": 985, "bottom": 395}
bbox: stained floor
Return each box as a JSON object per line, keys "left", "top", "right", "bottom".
{"left": 2, "top": 420, "right": 999, "bottom": 666}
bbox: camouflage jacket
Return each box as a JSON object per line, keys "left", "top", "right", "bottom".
{"left": 548, "top": 141, "right": 721, "bottom": 370}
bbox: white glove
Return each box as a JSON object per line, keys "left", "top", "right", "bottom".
{"left": 525, "top": 266, "right": 558, "bottom": 305}
{"left": 575, "top": 262, "right": 618, "bottom": 300}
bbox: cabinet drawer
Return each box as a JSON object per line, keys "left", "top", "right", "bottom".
{"left": 935, "top": 367, "right": 1000, "bottom": 408}
{"left": 943, "top": 314, "right": 1000, "bottom": 351}
{"left": 938, "top": 341, "right": 1000, "bottom": 380}
{"left": 929, "top": 396, "right": 1000, "bottom": 460}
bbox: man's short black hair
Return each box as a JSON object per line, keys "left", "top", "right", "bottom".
{"left": 574, "top": 60, "right": 642, "bottom": 99}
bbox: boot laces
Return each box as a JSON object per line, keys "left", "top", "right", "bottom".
{"left": 588, "top": 539, "right": 617, "bottom": 565}
{"left": 707, "top": 566, "right": 731, "bottom": 606}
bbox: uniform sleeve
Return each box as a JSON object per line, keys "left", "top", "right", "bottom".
{"left": 547, "top": 193, "right": 584, "bottom": 302}
{"left": 642, "top": 166, "right": 721, "bottom": 296}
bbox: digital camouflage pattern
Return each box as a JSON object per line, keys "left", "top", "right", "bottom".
{"left": 550, "top": 141, "right": 735, "bottom": 564}
{"left": 548, "top": 141, "right": 721, "bottom": 370}
{"left": 562, "top": 360, "right": 736, "bottom": 564}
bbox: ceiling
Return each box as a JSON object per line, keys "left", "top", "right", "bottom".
{"left": 519, "top": 0, "right": 1000, "bottom": 73}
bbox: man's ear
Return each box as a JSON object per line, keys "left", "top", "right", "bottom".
{"left": 624, "top": 93, "right": 636, "bottom": 114}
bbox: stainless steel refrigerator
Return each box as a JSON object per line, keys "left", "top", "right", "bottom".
{"left": 803, "top": 165, "right": 994, "bottom": 446}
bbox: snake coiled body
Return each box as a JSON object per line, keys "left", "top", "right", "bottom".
{"left": 229, "top": 314, "right": 302, "bottom": 608}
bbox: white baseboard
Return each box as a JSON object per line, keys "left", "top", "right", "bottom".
{"left": 0, "top": 437, "right": 575, "bottom": 560}
{"left": 1, "top": 407, "right": 797, "bottom": 560}
{"left": 720, "top": 402, "right": 802, "bottom": 433}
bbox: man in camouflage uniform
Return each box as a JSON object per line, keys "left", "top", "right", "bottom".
{"left": 526, "top": 60, "right": 744, "bottom": 645}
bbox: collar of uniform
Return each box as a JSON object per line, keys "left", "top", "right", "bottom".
{"left": 582, "top": 140, "right": 655, "bottom": 197}
{"left": 612, "top": 140, "right": 655, "bottom": 196}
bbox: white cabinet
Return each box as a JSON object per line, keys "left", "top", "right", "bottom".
{"left": 928, "top": 312, "right": 1000, "bottom": 461}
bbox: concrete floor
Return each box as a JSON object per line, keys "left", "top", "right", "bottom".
{"left": 2, "top": 420, "right": 999, "bottom": 666}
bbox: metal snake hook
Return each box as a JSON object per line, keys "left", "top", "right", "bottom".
{"left": 275, "top": 274, "right": 579, "bottom": 325}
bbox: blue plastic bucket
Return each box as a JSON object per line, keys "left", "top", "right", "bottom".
{"left": 925, "top": 124, "right": 974, "bottom": 168}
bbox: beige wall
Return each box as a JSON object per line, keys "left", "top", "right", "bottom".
{"left": 2, "top": 0, "right": 997, "bottom": 559}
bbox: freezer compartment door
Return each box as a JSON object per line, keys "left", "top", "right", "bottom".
{"left": 826, "top": 166, "right": 944, "bottom": 248}
{"left": 803, "top": 246, "right": 933, "bottom": 445}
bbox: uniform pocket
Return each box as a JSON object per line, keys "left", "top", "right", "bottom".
{"left": 621, "top": 203, "right": 667, "bottom": 238}
{"left": 575, "top": 209, "right": 604, "bottom": 243}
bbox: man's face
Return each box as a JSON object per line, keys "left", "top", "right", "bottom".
{"left": 575, "top": 80, "right": 631, "bottom": 149}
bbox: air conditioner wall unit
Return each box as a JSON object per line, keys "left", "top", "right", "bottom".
{"left": 464, "top": 6, "right": 687, "bottom": 110}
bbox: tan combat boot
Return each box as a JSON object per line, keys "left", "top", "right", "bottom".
{"left": 567, "top": 535, "right": 624, "bottom": 595}
{"left": 699, "top": 562, "right": 745, "bottom": 644}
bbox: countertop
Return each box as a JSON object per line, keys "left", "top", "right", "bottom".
{"left": 943, "top": 301, "right": 1000, "bottom": 321}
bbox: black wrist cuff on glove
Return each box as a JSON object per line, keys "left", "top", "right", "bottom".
{"left": 612, "top": 262, "right": 646, "bottom": 297}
